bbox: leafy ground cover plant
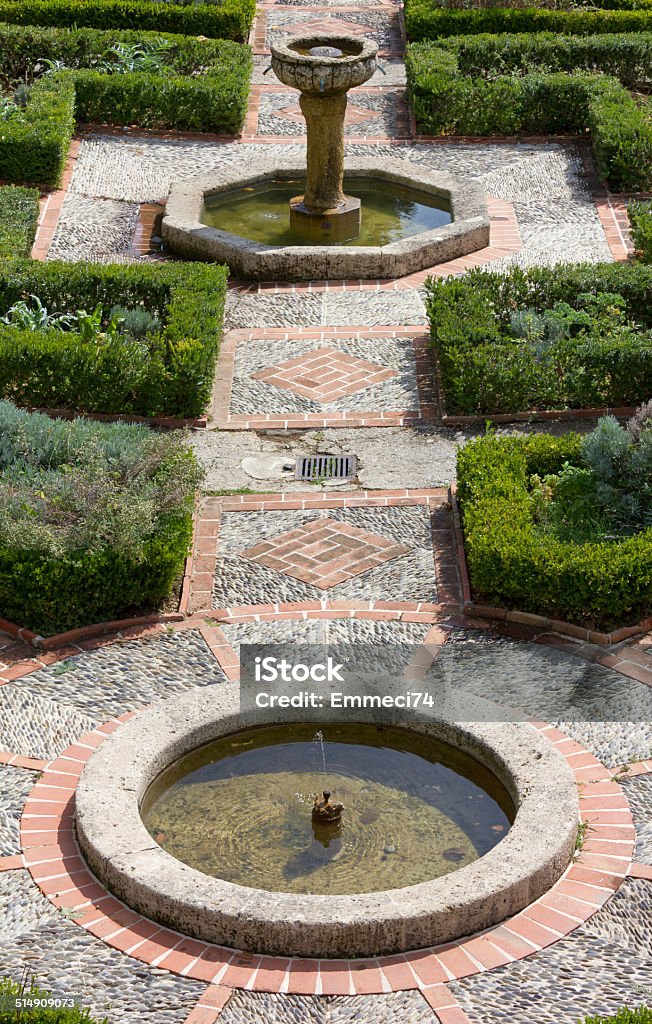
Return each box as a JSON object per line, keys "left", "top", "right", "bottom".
{"left": 425, "top": 263, "right": 652, "bottom": 414}
{"left": 0, "top": 974, "right": 108, "bottom": 1022}
{"left": 0, "top": 401, "right": 203, "bottom": 635}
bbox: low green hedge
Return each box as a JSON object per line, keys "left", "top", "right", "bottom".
{"left": 456, "top": 432, "right": 652, "bottom": 627}
{"left": 0, "top": 25, "right": 252, "bottom": 185}
{"left": 453, "top": 31, "right": 652, "bottom": 88}
{"left": 0, "top": 402, "right": 202, "bottom": 635}
{"left": 583, "top": 1011, "right": 652, "bottom": 1024}
{"left": 405, "top": 4, "right": 652, "bottom": 40}
{"left": 0, "top": 186, "right": 39, "bottom": 258}
{"left": 0, "top": 0, "right": 256, "bottom": 41}
{"left": 629, "top": 199, "right": 652, "bottom": 262}
{"left": 406, "top": 39, "right": 652, "bottom": 189}
{"left": 0, "top": 74, "right": 75, "bottom": 189}
{"left": 0, "top": 260, "right": 228, "bottom": 418}
{"left": 425, "top": 262, "right": 652, "bottom": 414}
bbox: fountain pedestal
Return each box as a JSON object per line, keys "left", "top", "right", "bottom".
{"left": 270, "top": 34, "right": 378, "bottom": 243}
{"left": 290, "top": 93, "right": 360, "bottom": 242}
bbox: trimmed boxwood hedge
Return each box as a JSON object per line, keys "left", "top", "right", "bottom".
{"left": 0, "top": 0, "right": 256, "bottom": 41}
{"left": 405, "top": 4, "right": 652, "bottom": 40}
{"left": 456, "top": 432, "right": 652, "bottom": 627}
{"left": 629, "top": 199, "right": 652, "bottom": 262}
{"left": 0, "top": 403, "right": 202, "bottom": 635}
{"left": 406, "top": 38, "right": 652, "bottom": 189}
{"left": 0, "top": 186, "right": 39, "bottom": 258}
{"left": 583, "top": 1011, "right": 652, "bottom": 1024}
{"left": 0, "top": 260, "right": 228, "bottom": 418}
{"left": 0, "top": 25, "right": 252, "bottom": 185}
{"left": 424, "top": 262, "right": 652, "bottom": 415}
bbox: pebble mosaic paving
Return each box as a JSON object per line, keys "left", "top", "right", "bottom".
{"left": 220, "top": 990, "right": 435, "bottom": 1023}
{"left": 211, "top": 506, "right": 437, "bottom": 607}
{"left": 623, "top": 775, "right": 652, "bottom": 864}
{"left": 0, "top": 631, "right": 226, "bottom": 759}
{"left": 0, "top": 767, "right": 37, "bottom": 856}
{"left": 54, "top": 140, "right": 612, "bottom": 280}
{"left": 262, "top": 9, "right": 402, "bottom": 51}
{"left": 20, "top": 0, "right": 652, "bottom": 1017}
{"left": 230, "top": 336, "right": 421, "bottom": 416}
{"left": 256, "top": 90, "right": 407, "bottom": 138}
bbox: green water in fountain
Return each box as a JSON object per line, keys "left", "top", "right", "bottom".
{"left": 201, "top": 178, "right": 452, "bottom": 247}
{"left": 142, "top": 724, "right": 513, "bottom": 896}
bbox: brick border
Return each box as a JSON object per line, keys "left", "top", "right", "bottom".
{"left": 211, "top": 328, "right": 436, "bottom": 428}
{"left": 186, "top": 488, "right": 459, "bottom": 614}
{"left": 16, "top": 714, "right": 637, "bottom": 1000}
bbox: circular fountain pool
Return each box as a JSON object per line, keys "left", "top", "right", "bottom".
{"left": 76, "top": 687, "right": 578, "bottom": 957}
{"left": 141, "top": 723, "right": 512, "bottom": 896}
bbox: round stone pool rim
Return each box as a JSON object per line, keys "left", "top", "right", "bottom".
{"left": 75, "top": 687, "right": 579, "bottom": 959}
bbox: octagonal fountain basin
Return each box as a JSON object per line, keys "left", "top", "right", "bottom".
{"left": 162, "top": 156, "right": 490, "bottom": 281}
{"left": 141, "top": 722, "right": 513, "bottom": 896}
{"left": 76, "top": 688, "right": 578, "bottom": 958}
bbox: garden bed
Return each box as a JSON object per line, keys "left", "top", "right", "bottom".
{"left": 0, "top": 24, "right": 252, "bottom": 186}
{"left": 405, "top": 4, "right": 652, "bottom": 40}
{"left": 0, "top": 184, "right": 39, "bottom": 257}
{"left": 0, "top": 402, "right": 202, "bottom": 636}
{"left": 456, "top": 417, "right": 652, "bottom": 628}
{"left": 0, "top": 0, "right": 256, "bottom": 41}
{"left": 0, "top": 260, "right": 228, "bottom": 418}
{"left": 407, "top": 34, "right": 652, "bottom": 189}
{"left": 425, "top": 262, "right": 652, "bottom": 416}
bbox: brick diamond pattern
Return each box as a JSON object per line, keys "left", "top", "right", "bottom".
{"left": 240, "top": 517, "right": 411, "bottom": 589}
{"left": 251, "top": 346, "right": 396, "bottom": 403}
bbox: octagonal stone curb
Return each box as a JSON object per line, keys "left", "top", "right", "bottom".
{"left": 161, "top": 153, "right": 490, "bottom": 281}
{"left": 76, "top": 686, "right": 578, "bottom": 959}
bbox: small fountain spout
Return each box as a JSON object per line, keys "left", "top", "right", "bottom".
{"left": 312, "top": 790, "right": 343, "bottom": 825}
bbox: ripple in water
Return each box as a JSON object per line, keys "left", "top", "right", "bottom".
{"left": 142, "top": 724, "right": 513, "bottom": 896}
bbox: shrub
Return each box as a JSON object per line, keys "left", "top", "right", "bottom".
{"left": 0, "top": 975, "right": 108, "bottom": 1022}
{"left": 0, "top": 260, "right": 228, "bottom": 418}
{"left": 0, "top": 186, "right": 39, "bottom": 258}
{"left": 0, "top": 0, "right": 256, "bottom": 41}
{"left": 0, "top": 402, "right": 202, "bottom": 636}
{"left": 424, "top": 263, "right": 652, "bottom": 415}
{"left": 0, "top": 25, "right": 252, "bottom": 183}
{"left": 629, "top": 200, "right": 652, "bottom": 262}
{"left": 456, "top": 429, "right": 652, "bottom": 627}
{"left": 405, "top": 4, "right": 652, "bottom": 40}
{"left": 0, "top": 74, "right": 75, "bottom": 188}
{"left": 583, "top": 1009, "right": 652, "bottom": 1023}
{"left": 406, "top": 40, "right": 652, "bottom": 189}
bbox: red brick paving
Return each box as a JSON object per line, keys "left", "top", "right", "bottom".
{"left": 240, "top": 516, "right": 411, "bottom": 588}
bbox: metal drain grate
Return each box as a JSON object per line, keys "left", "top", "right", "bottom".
{"left": 295, "top": 454, "right": 357, "bottom": 482}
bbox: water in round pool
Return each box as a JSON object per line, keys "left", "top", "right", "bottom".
{"left": 142, "top": 724, "right": 513, "bottom": 895}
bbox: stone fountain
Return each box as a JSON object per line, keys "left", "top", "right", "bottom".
{"left": 161, "top": 32, "right": 491, "bottom": 280}
{"left": 270, "top": 34, "right": 377, "bottom": 243}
